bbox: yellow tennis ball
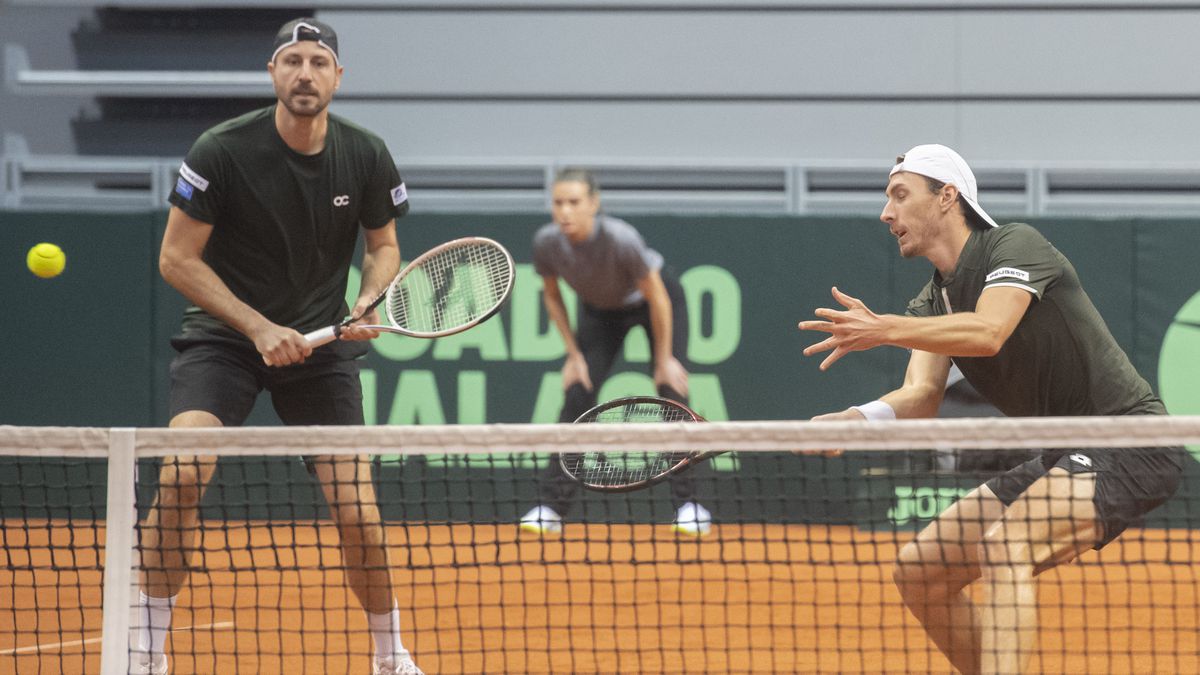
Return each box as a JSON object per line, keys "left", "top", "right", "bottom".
{"left": 27, "top": 242, "right": 66, "bottom": 279}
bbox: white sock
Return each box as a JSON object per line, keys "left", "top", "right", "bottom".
{"left": 132, "top": 591, "right": 176, "bottom": 656}
{"left": 367, "top": 604, "right": 406, "bottom": 660}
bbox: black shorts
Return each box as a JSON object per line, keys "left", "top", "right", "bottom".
{"left": 169, "top": 337, "right": 365, "bottom": 428}
{"left": 985, "top": 446, "right": 1186, "bottom": 549}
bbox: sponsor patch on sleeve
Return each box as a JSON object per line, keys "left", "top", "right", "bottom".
{"left": 985, "top": 267, "right": 1030, "bottom": 283}
{"left": 390, "top": 182, "right": 408, "bottom": 206}
{"left": 174, "top": 177, "right": 194, "bottom": 200}
{"left": 179, "top": 162, "right": 210, "bottom": 192}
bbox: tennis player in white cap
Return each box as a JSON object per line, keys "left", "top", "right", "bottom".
{"left": 798, "top": 144, "right": 1183, "bottom": 674}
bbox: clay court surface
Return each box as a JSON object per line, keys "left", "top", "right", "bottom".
{"left": 2, "top": 521, "right": 1198, "bottom": 674}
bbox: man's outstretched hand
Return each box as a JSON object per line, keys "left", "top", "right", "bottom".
{"left": 797, "top": 287, "right": 890, "bottom": 371}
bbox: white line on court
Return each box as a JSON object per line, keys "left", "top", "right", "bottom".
{"left": 0, "top": 621, "right": 235, "bottom": 656}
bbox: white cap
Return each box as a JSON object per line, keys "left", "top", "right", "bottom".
{"left": 890, "top": 144, "right": 998, "bottom": 228}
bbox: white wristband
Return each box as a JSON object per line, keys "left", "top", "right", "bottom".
{"left": 850, "top": 400, "right": 896, "bottom": 422}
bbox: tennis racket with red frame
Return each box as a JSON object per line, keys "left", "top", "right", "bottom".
{"left": 305, "top": 236, "right": 514, "bottom": 346}
{"left": 559, "top": 395, "right": 725, "bottom": 492}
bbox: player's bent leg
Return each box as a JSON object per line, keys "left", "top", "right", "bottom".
{"left": 977, "top": 469, "right": 1101, "bottom": 675}
{"left": 667, "top": 467, "right": 710, "bottom": 536}
{"left": 142, "top": 411, "right": 222, "bottom": 593}
{"left": 893, "top": 484, "right": 1006, "bottom": 675}
{"left": 134, "top": 410, "right": 221, "bottom": 670}
{"left": 141, "top": 452, "right": 220, "bottom": 595}
{"left": 519, "top": 383, "right": 599, "bottom": 535}
{"left": 313, "top": 454, "right": 421, "bottom": 673}
{"left": 521, "top": 383, "right": 599, "bottom": 525}
{"left": 313, "top": 454, "right": 394, "bottom": 612}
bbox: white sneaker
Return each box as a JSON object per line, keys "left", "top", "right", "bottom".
{"left": 672, "top": 501, "right": 712, "bottom": 537}
{"left": 129, "top": 652, "right": 169, "bottom": 675}
{"left": 519, "top": 505, "right": 563, "bottom": 535}
{"left": 373, "top": 651, "right": 424, "bottom": 675}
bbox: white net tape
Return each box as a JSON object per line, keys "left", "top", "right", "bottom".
{"left": 3, "top": 418, "right": 1197, "bottom": 675}
{"left": 5, "top": 415, "right": 1200, "bottom": 458}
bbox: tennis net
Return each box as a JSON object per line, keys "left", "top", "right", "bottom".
{"left": 1, "top": 418, "right": 1199, "bottom": 674}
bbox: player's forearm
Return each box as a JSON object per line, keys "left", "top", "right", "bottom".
{"left": 882, "top": 313, "right": 1009, "bottom": 357}
{"left": 877, "top": 384, "right": 945, "bottom": 419}
{"left": 358, "top": 241, "right": 401, "bottom": 305}
{"left": 543, "top": 299, "right": 580, "bottom": 357}
{"left": 160, "top": 256, "right": 270, "bottom": 338}
{"left": 857, "top": 349, "right": 949, "bottom": 420}
{"left": 647, "top": 298, "right": 674, "bottom": 363}
{"left": 640, "top": 274, "right": 676, "bottom": 363}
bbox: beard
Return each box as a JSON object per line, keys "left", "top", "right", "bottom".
{"left": 279, "top": 89, "right": 329, "bottom": 118}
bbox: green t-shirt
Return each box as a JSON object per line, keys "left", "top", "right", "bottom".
{"left": 167, "top": 105, "right": 409, "bottom": 348}
{"left": 906, "top": 223, "right": 1164, "bottom": 417}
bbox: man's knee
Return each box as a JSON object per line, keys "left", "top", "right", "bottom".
{"left": 170, "top": 410, "right": 222, "bottom": 428}
{"left": 979, "top": 526, "right": 1036, "bottom": 578}
{"left": 892, "top": 540, "right": 972, "bottom": 602}
{"left": 157, "top": 462, "right": 208, "bottom": 510}
{"left": 332, "top": 502, "right": 384, "bottom": 540}
{"left": 892, "top": 541, "right": 929, "bottom": 595}
{"left": 156, "top": 412, "right": 221, "bottom": 511}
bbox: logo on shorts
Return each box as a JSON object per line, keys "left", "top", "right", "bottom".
{"left": 1069, "top": 453, "right": 1093, "bottom": 468}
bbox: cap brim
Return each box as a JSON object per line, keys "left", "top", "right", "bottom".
{"left": 271, "top": 39, "right": 339, "bottom": 65}
{"left": 962, "top": 194, "right": 999, "bottom": 228}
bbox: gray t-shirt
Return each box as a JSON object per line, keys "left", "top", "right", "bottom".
{"left": 532, "top": 214, "right": 664, "bottom": 310}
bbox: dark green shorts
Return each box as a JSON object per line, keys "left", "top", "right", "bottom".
{"left": 985, "top": 446, "right": 1185, "bottom": 549}
{"left": 169, "top": 338, "right": 364, "bottom": 428}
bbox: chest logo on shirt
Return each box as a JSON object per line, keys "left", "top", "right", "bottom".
{"left": 1068, "top": 453, "right": 1093, "bottom": 468}
{"left": 333, "top": 195, "right": 350, "bottom": 207}
{"left": 985, "top": 267, "right": 1030, "bottom": 283}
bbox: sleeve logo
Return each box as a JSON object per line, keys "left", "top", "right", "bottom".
{"left": 174, "top": 177, "right": 194, "bottom": 200}
{"left": 391, "top": 182, "right": 408, "bottom": 206}
{"left": 985, "top": 267, "right": 1030, "bottom": 283}
{"left": 179, "top": 162, "right": 210, "bottom": 192}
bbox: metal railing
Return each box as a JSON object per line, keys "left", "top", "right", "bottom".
{"left": 9, "top": 37, "right": 1200, "bottom": 216}
{"left": 5, "top": 0, "right": 1194, "bottom": 8}
{"left": 9, "top": 138, "right": 1200, "bottom": 217}
{"left": 4, "top": 45, "right": 272, "bottom": 98}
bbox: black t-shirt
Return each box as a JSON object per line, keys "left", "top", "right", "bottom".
{"left": 906, "top": 223, "right": 1164, "bottom": 418}
{"left": 167, "top": 105, "right": 409, "bottom": 351}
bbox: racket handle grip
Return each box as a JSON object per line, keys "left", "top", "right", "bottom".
{"left": 304, "top": 325, "right": 340, "bottom": 347}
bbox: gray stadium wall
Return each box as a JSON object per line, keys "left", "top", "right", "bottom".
{"left": 2, "top": 210, "right": 1199, "bottom": 527}
{"left": 11, "top": 4, "right": 1200, "bottom": 163}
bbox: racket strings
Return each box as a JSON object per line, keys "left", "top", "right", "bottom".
{"left": 568, "top": 402, "right": 698, "bottom": 487}
{"left": 388, "top": 242, "right": 512, "bottom": 333}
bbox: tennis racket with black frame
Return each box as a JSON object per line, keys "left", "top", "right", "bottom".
{"left": 559, "top": 395, "right": 726, "bottom": 492}
{"left": 305, "top": 236, "right": 515, "bottom": 346}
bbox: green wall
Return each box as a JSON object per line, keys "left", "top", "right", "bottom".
{"left": 3, "top": 210, "right": 1198, "bottom": 525}
{"left": 3, "top": 210, "right": 1195, "bottom": 425}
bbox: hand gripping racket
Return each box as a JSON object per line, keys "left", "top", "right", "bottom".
{"left": 559, "top": 395, "right": 726, "bottom": 492}
{"left": 305, "top": 236, "right": 515, "bottom": 346}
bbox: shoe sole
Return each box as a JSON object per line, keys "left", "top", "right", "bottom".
{"left": 671, "top": 524, "right": 711, "bottom": 537}
{"left": 519, "top": 523, "right": 561, "bottom": 535}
